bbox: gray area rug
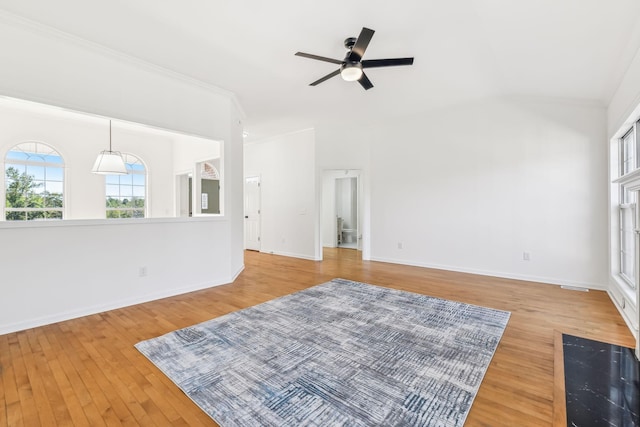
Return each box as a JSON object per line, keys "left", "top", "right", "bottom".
{"left": 136, "top": 278, "right": 510, "bottom": 426}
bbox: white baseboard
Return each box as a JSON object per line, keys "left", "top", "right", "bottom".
{"left": 262, "top": 250, "right": 321, "bottom": 261}
{"left": 0, "top": 277, "right": 230, "bottom": 336}
{"left": 231, "top": 264, "right": 245, "bottom": 281}
{"left": 368, "top": 256, "right": 606, "bottom": 291}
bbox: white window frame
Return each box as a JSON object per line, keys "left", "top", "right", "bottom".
{"left": 617, "top": 123, "right": 639, "bottom": 290}
{"left": 105, "top": 153, "right": 147, "bottom": 219}
{"left": 3, "top": 141, "right": 65, "bottom": 221}
{"left": 619, "top": 201, "right": 636, "bottom": 287}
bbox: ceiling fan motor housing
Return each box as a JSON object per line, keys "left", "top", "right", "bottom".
{"left": 344, "top": 37, "right": 357, "bottom": 49}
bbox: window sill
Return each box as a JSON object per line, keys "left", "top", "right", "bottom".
{"left": 0, "top": 215, "right": 226, "bottom": 230}
{"left": 613, "top": 169, "right": 640, "bottom": 189}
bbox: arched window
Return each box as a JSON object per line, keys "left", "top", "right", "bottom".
{"left": 4, "top": 142, "right": 64, "bottom": 221}
{"left": 201, "top": 162, "right": 220, "bottom": 179}
{"left": 106, "top": 153, "right": 146, "bottom": 218}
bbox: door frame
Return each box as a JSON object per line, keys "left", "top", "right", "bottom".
{"left": 244, "top": 174, "right": 262, "bottom": 251}
{"left": 319, "top": 169, "right": 368, "bottom": 260}
{"left": 175, "top": 170, "right": 192, "bottom": 217}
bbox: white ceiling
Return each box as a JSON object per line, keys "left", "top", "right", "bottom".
{"left": 1, "top": 0, "right": 639, "bottom": 140}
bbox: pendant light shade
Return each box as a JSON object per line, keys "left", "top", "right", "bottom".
{"left": 92, "top": 120, "right": 128, "bottom": 175}
{"left": 92, "top": 151, "right": 128, "bottom": 175}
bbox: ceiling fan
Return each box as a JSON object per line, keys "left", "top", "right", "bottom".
{"left": 295, "top": 27, "right": 414, "bottom": 90}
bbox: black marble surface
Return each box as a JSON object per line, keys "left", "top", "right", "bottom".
{"left": 563, "top": 334, "right": 639, "bottom": 426}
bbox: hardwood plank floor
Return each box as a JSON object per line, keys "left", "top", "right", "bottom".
{"left": 0, "top": 248, "right": 635, "bottom": 426}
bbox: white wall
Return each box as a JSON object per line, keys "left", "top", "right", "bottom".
{"left": 0, "top": 15, "right": 245, "bottom": 334}
{"left": 316, "top": 98, "right": 609, "bottom": 289}
{"left": 244, "top": 129, "right": 317, "bottom": 260}
{"left": 0, "top": 13, "right": 236, "bottom": 139}
{"left": 0, "top": 218, "right": 231, "bottom": 335}
{"left": 226, "top": 107, "right": 245, "bottom": 276}
{"left": 173, "top": 134, "right": 221, "bottom": 173}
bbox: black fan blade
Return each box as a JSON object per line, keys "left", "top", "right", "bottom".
{"left": 348, "top": 27, "right": 375, "bottom": 62}
{"left": 362, "top": 57, "right": 414, "bottom": 68}
{"left": 358, "top": 72, "right": 374, "bottom": 90}
{"left": 295, "top": 52, "right": 343, "bottom": 65}
{"left": 310, "top": 69, "right": 341, "bottom": 86}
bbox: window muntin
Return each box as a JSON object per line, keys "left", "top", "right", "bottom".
{"left": 201, "top": 162, "right": 220, "bottom": 179}
{"left": 620, "top": 128, "right": 636, "bottom": 176}
{"left": 106, "top": 153, "right": 146, "bottom": 218}
{"left": 4, "top": 142, "right": 64, "bottom": 220}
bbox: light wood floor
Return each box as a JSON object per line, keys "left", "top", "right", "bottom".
{"left": 0, "top": 248, "right": 635, "bottom": 426}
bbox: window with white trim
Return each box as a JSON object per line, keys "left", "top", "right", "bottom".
{"left": 4, "top": 142, "right": 64, "bottom": 220}
{"left": 618, "top": 124, "right": 638, "bottom": 289}
{"left": 105, "top": 153, "right": 146, "bottom": 218}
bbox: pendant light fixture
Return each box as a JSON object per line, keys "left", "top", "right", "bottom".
{"left": 91, "top": 120, "right": 128, "bottom": 175}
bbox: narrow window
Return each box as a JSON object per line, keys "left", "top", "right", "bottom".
{"left": 106, "top": 153, "right": 146, "bottom": 218}
{"left": 618, "top": 125, "right": 638, "bottom": 289}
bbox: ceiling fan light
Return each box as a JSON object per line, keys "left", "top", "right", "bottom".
{"left": 341, "top": 63, "right": 363, "bottom": 81}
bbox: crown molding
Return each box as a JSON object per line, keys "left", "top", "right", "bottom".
{"left": 0, "top": 9, "right": 246, "bottom": 120}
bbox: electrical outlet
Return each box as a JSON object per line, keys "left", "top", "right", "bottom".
{"left": 139, "top": 266, "right": 148, "bottom": 277}
{"left": 523, "top": 252, "right": 530, "bottom": 261}
{"left": 398, "top": 242, "right": 403, "bottom": 250}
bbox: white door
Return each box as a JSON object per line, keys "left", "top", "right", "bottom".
{"left": 244, "top": 176, "right": 261, "bottom": 251}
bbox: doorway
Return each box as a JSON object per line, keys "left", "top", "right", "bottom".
{"left": 244, "top": 176, "right": 261, "bottom": 251}
{"left": 175, "top": 159, "right": 221, "bottom": 218}
{"left": 336, "top": 177, "right": 358, "bottom": 249}
{"left": 321, "top": 169, "right": 362, "bottom": 254}
{"left": 196, "top": 160, "right": 221, "bottom": 215}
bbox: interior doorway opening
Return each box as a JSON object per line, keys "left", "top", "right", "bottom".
{"left": 336, "top": 177, "right": 358, "bottom": 249}
{"left": 198, "top": 160, "right": 221, "bottom": 215}
{"left": 175, "top": 159, "right": 220, "bottom": 218}
{"left": 321, "top": 169, "right": 362, "bottom": 256}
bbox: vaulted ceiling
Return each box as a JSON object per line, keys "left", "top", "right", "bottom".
{"left": 1, "top": 0, "right": 639, "bottom": 140}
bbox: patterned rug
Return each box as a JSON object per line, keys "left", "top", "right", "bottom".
{"left": 136, "top": 278, "right": 510, "bottom": 426}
